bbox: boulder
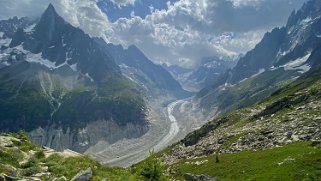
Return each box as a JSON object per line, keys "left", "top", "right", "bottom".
{"left": 311, "top": 140, "right": 321, "bottom": 147}
{"left": 183, "top": 173, "right": 219, "bottom": 181}
{"left": 0, "top": 174, "right": 5, "bottom": 181}
{"left": 71, "top": 168, "right": 92, "bottom": 181}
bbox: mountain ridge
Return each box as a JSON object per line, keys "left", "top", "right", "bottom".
{"left": 197, "top": 0, "right": 321, "bottom": 113}
{"left": 95, "top": 38, "right": 191, "bottom": 98}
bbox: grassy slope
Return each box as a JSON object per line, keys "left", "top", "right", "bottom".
{"left": 0, "top": 132, "right": 142, "bottom": 180}
{"left": 174, "top": 142, "right": 321, "bottom": 181}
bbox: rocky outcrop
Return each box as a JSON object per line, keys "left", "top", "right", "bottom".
{"left": 184, "top": 173, "right": 219, "bottom": 181}
{"left": 70, "top": 168, "right": 92, "bottom": 181}
{"left": 29, "top": 120, "right": 149, "bottom": 153}
{"left": 0, "top": 133, "right": 138, "bottom": 181}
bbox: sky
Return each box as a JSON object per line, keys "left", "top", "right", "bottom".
{"left": 0, "top": 0, "right": 308, "bottom": 68}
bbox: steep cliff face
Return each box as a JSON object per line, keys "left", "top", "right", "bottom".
{"left": 29, "top": 120, "right": 149, "bottom": 152}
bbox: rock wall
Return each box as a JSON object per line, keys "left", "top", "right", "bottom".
{"left": 29, "top": 120, "right": 149, "bottom": 152}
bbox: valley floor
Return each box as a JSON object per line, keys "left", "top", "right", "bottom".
{"left": 86, "top": 97, "right": 208, "bottom": 167}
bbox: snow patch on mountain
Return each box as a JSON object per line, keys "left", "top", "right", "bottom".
{"left": 70, "top": 63, "right": 77, "bottom": 71}
{"left": 0, "top": 44, "right": 81, "bottom": 72}
{"left": 300, "top": 17, "right": 313, "bottom": 28}
{"left": 0, "top": 32, "right": 4, "bottom": 38}
{"left": 204, "top": 61, "right": 221, "bottom": 68}
{"left": 24, "top": 24, "right": 36, "bottom": 34}
{"left": 14, "top": 45, "right": 56, "bottom": 69}
{"left": 282, "top": 53, "right": 311, "bottom": 73}
{"left": 85, "top": 73, "right": 94, "bottom": 82}
{"left": 0, "top": 38, "right": 11, "bottom": 47}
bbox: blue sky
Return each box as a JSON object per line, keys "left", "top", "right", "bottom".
{"left": 97, "top": 0, "right": 179, "bottom": 22}
{"left": 0, "top": 0, "right": 309, "bottom": 68}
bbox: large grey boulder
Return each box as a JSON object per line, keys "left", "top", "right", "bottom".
{"left": 183, "top": 173, "right": 220, "bottom": 181}
{"left": 0, "top": 174, "right": 5, "bottom": 181}
{"left": 70, "top": 168, "right": 93, "bottom": 181}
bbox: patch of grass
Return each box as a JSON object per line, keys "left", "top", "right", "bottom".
{"left": 0, "top": 147, "right": 23, "bottom": 167}
{"left": 173, "top": 142, "right": 321, "bottom": 181}
{"left": 219, "top": 133, "right": 247, "bottom": 150}
{"left": 11, "top": 131, "right": 39, "bottom": 152}
{"left": 34, "top": 150, "right": 45, "bottom": 159}
{"left": 133, "top": 151, "right": 168, "bottom": 181}
{"left": 21, "top": 165, "right": 41, "bottom": 177}
{"left": 44, "top": 154, "right": 139, "bottom": 181}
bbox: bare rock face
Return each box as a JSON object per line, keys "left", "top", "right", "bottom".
{"left": 29, "top": 120, "right": 149, "bottom": 153}
{"left": 70, "top": 168, "right": 92, "bottom": 181}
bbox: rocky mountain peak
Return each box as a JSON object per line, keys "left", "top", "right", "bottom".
{"left": 33, "top": 3, "right": 65, "bottom": 43}
{"left": 286, "top": 0, "right": 321, "bottom": 28}
{"left": 42, "top": 3, "right": 60, "bottom": 22}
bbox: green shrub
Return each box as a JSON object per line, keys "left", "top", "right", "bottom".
{"left": 137, "top": 150, "right": 167, "bottom": 181}
{"left": 0, "top": 148, "right": 22, "bottom": 167}
{"left": 21, "top": 158, "right": 38, "bottom": 169}
{"left": 21, "top": 165, "right": 41, "bottom": 176}
{"left": 35, "top": 150, "right": 45, "bottom": 159}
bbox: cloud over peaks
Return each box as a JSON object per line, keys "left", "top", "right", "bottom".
{"left": 0, "top": 0, "right": 308, "bottom": 68}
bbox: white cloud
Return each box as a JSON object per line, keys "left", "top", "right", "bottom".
{"left": 226, "top": 0, "right": 262, "bottom": 8}
{"left": 0, "top": 0, "right": 308, "bottom": 68}
{"left": 109, "top": 0, "right": 136, "bottom": 7}
{"left": 50, "top": 0, "right": 112, "bottom": 37}
{"left": 104, "top": 0, "right": 305, "bottom": 67}
{"left": 0, "top": 0, "right": 48, "bottom": 19}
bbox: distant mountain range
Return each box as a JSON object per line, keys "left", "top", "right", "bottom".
{"left": 197, "top": 0, "right": 321, "bottom": 112}
{"left": 163, "top": 57, "right": 235, "bottom": 92}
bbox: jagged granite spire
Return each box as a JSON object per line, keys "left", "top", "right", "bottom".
{"left": 33, "top": 3, "right": 65, "bottom": 43}
{"left": 286, "top": 0, "right": 321, "bottom": 27}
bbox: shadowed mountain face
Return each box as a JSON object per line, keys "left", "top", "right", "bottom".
{"left": 0, "top": 4, "right": 148, "bottom": 152}
{"left": 10, "top": 4, "right": 120, "bottom": 84}
{"left": 197, "top": 0, "right": 321, "bottom": 112}
{"left": 95, "top": 39, "right": 191, "bottom": 98}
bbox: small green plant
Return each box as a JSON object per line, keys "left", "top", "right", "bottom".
{"left": 35, "top": 150, "right": 45, "bottom": 159}
{"left": 21, "top": 158, "right": 38, "bottom": 169}
{"left": 21, "top": 166, "right": 41, "bottom": 176}
{"left": 215, "top": 155, "right": 220, "bottom": 163}
{"left": 137, "top": 150, "right": 167, "bottom": 181}
{"left": 0, "top": 148, "right": 22, "bottom": 167}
